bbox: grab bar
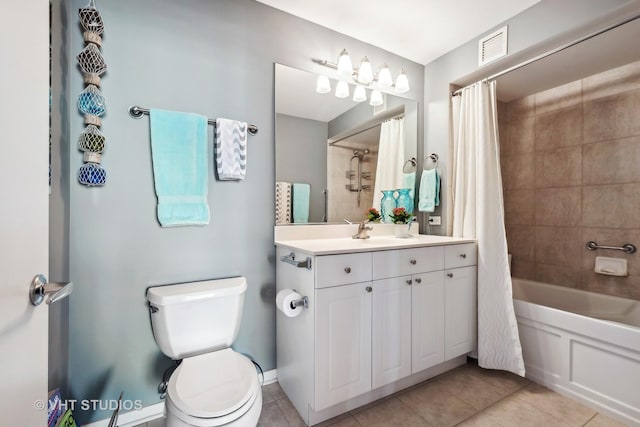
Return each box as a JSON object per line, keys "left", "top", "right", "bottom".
{"left": 280, "top": 252, "right": 312, "bottom": 270}
{"left": 586, "top": 241, "right": 636, "bottom": 254}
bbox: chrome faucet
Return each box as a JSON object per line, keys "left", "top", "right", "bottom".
{"left": 352, "top": 220, "right": 373, "bottom": 239}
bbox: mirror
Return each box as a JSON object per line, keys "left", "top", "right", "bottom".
{"left": 275, "top": 63, "right": 418, "bottom": 224}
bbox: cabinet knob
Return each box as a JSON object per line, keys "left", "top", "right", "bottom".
{"left": 459, "top": 253, "right": 467, "bottom": 259}
{"left": 410, "top": 259, "right": 417, "bottom": 265}
{"left": 406, "top": 279, "right": 412, "bottom": 285}
{"left": 344, "top": 267, "right": 351, "bottom": 273}
{"left": 365, "top": 286, "right": 372, "bottom": 292}
{"left": 447, "top": 273, "right": 454, "bottom": 278}
{"left": 414, "top": 278, "right": 422, "bottom": 284}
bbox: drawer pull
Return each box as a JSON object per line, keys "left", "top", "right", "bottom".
{"left": 365, "top": 286, "right": 372, "bottom": 292}
{"left": 410, "top": 259, "right": 417, "bottom": 265}
{"left": 414, "top": 278, "right": 422, "bottom": 284}
{"left": 344, "top": 267, "right": 352, "bottom": 274}
{"left": 459, "top": 253, "right": 467, "bottom": 259}
{"left": 447, "top": 273, "right": 454, "bottom": 278}
{"left": 406, "top": 279, "right": 412, "bottom": 285}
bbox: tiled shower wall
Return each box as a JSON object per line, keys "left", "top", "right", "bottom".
{"left": 499, "top": 60, "right": 640, "bottom": 300}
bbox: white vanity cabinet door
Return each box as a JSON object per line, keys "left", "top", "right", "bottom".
{"left": 372, "top": 277, "right": 412, "bottom": 389}
{"left": 372, "top": 246, "right": 443, "bottom": 280}
{"left": 444, "top": 266, "right": 477, "bottom": 360}
{"left": 411, "top": 271, "right": 445, "bottom": 373}
{"left": 315, "top": 282, "right": 372, "bottom": 410}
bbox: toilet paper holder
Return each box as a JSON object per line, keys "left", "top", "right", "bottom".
{"left": 290, "top": 295, "right": 309, "bottom": 309}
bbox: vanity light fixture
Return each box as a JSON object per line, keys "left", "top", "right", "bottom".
{"left": 313, "top": 49, "right": 410, "bottom": 103}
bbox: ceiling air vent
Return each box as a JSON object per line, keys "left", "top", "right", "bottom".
{"left": 478, "top": 26, "right": 508, "bottom": 66}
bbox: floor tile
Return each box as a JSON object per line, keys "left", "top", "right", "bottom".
{"left": 514, "top": 383, "right": 597, "bottom": 426}
{"left": 456, "top": 411, "right": 507, "bottom": 427}
{"left": 315, "top": 414, "right": 361, "bottom": 427}
{"left": 584, "top": 413, "right": 630, "bottom": 427}
{"left": 257, "top": 401, "right": 290, "bottom": 427}
{"left": 397, "top": 379, "right": 477, "bottom": 427}
{"left": 352, "top": 397, "right": 431, "bottom": 427}
{"left": 264, "top": 382, "right": 287, "bottom": 401}
{"left": 481, "top": 393, "right": 572, "bottom": 427}
{"left": 276, "top": 397, "right": 306, "bottom": 427}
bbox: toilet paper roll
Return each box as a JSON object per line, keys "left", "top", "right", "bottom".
{"left": 276, "top": 289, "right": 303, "bottom": 318}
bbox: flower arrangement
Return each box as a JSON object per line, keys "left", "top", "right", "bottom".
{"left": 389, "top": 207, "right": 411, "bottom": 224}
{"left": 366, "top": 208, "right": 381, "bottom": 222}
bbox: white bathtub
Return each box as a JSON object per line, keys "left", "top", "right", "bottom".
{"left": 512, "top": 278, "right": 640, "bottom": 426}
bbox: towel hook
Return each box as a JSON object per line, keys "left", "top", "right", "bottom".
{"left": 403, "top": 157, "right": 417, "bottom": 173}
{"left": 423, "top": 153, "right": 438, "bottom": 170}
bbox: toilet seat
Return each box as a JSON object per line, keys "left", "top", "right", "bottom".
{"left": 167, "top": 349, "right": 259, "bottom": 421}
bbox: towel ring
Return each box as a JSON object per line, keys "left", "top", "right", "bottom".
{"left": 423, "top": 153, "right": 439, "bottom": 170}
{"left": 403, "top": 157, "right": 417, "bottom": 173}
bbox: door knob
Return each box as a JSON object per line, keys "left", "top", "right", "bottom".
{"left": 409, "top": 259, "right": 417, "bottom": 265}
{"left": 29, "top": 274, "right": 73, "bottom": 306}
{"left": 365, "top": 286, "right": 372, "bottom": 292}
{"left": 415, "top": 278, "right": 422, "bottom": 284}
{"left": 406, "top": 279, "right": 412, "bottom": 285}
{"left": 447, "top": 273, "right": 454, "bottom": 278}
{"left": 344, "top": 267, "right": 352, "bottom": 273}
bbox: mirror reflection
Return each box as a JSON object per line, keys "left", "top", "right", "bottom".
{"left": 275, "top": 63, "right": 418, "bottom": 225}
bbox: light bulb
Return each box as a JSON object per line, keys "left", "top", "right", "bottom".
{"left": 395, "top": 70, "right": 410, "bottom": 93}
{"left": 316, "top": 75, "right": 331, "bottom": 94}
{"left": 357, "top": 57, "right": 373, "bottom": 85}
{"left": 369, "top": 89, "right": 384, "bottom": 107}
{"left": 378, "top": 64, "right": 393, "bottom": 88}
{"left": 335, "top": 80, "right": 350, "bottom": 98}
{"left": 337, "top": 49, "right": 353, "bottom": 77}
{"left": 353, "top": 86, "right": 367, "bottom": 102}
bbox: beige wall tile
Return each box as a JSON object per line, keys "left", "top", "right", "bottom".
{"left": 535, "top": 106, "right": 583, "bottom": 151}
{"left": 535, "top": 147, "right": 582, "bottom": 188}
{"left": 584, "top": 89, "right": 640, "bottom": 144}
{"left": 583, "top": 183, "right": 640, "bottom": 229}
{"left": 507, "top": 116, "right": 535, "bottom": 155}
{"left": 511, "top": 259, "right": 536, "bottom": 280}
{"left": 506, "top": 225, "right": 535, "bottom": 262}
{"left": 581, "top": 270, "right": 640, "bottom": 300}
{"left": 535, "top": 80, "right": 582, "bottom": 116}
{"left": 535, "top": 263, "right": 581, "bottom": 288}
{"left": 503, "top": 154, "right": 536, "bottom": 190}
{"left": 535, "top": 187, "right": 581, "bottom": 226}
{"left": 583, "top": 136, "right": 640, "bottom": 185}
{"left": 535, "top": 226, "right": 582, "bottom": 269}
{"left": 504, "top": 189, "right": 535, "bottom": 225}
{"left": 582, "top": 228, "right": 640, "bottom": 276}
{"left": 507, "top": 95, "right": 535, "bottom": 121}
{"left": 583, "top": 59, "right": 640, "bottom": 102}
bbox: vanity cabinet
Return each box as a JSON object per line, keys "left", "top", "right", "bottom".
{"left": 276, "top": 239, "right": 477, "bottom": 426}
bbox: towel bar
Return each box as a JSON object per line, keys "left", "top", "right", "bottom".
{"left": 128, "top": 105, "right": 258, "bottom": 135}
{"left": 280, "top": 252, "right": 312, "bottom": 270}
{"left": 586, "top": 241, "right": 636, "bottom": 254}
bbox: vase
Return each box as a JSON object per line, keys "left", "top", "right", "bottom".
{"left": 396, "top": 188, "right": 414, "bottom": 215}
{"left": 380, "top": 190, "right": 396, "bottom": 223}
{"left": 394, "top": 223, "right": 411, "bottom": 238}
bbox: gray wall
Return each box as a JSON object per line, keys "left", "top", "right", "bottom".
{"left": 275, "top": 113, "right": 327, "bottom": 222}
{"left": 62, "top": 0, "right": 424, "bottom": 423}
{"left": 422, "top": 0, "right": 634, "bottom": 235}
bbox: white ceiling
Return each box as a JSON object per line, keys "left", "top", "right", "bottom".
{"left": 257, "top": 0, "right": 541, "bottom": 65}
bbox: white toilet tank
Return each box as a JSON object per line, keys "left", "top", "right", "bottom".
{"left": 147, "top": 277, "right": 247, "bottom": 359}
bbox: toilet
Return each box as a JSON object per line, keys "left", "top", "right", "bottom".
{"left": 147, "top": 277, "right": 262, "bottom": 427}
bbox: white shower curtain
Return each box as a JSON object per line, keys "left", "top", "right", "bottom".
{"left": 373, "top": 117, "right": 405, "bottom": 212}
{"left": 451, "top": 81, "right": 525, "bottom": 376}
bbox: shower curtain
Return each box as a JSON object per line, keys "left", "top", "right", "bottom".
{"left": 451, "top": 81, "right": 525, "bottom": 376}
{"left": 373, "top": 117, "right": 405, "bottom": 212}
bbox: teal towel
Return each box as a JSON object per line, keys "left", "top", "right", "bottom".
{"left": 292, "top": 183, "right": 310, "bottom": 223}
{"left": 403, "top": 171, "right": 416, "bottom": 199}
{"left": 418, "top": 169, "right": 440, "bottom": 213}
{"left": 150, "top": 109, "right": 210, "bottom": 227}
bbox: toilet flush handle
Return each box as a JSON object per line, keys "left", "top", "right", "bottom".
{"left": 148, "top": 303, "right": 159, "bottom": 313}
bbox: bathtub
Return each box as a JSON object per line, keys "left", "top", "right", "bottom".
{"left": 512, "top": 278, "right": 640, "bottom": 426}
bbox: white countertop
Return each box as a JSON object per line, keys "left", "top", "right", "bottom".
{"left": 275, "top": 234, "right": 476, "bottom": 255}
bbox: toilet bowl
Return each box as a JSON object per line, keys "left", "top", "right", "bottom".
{"left": 147, "top": 277, "right": 262, "bottom": 427}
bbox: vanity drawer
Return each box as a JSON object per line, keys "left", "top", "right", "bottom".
{"left": 373, "top": 246, "right": 444, "bottom": 279}
{"left": 444, "top": 243, "right": 477, "bottom": 269}
{"left": 316, "top": 252, "right": 372, "bottom": 288}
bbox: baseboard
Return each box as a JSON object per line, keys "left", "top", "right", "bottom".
{"left": 81, "top": 370, "right": 277, "bottom": 427}
{"left": 82, "top": 402, "right": 164, "bottom": 427}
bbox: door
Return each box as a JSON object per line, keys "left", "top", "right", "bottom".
{"left": 372, "top": 277, "right": 411, "bottom": 388}
{"left": 445, "top": 266, "right": 477, "bottom": 359}
{"left": 0, "top": 2, "right": 50, "bottom": 425}
{"left": 315, "top": 283, "right": 372, "bottom": 410}
{"left": 412, "top": 271, "right": 445, "bottom": 373}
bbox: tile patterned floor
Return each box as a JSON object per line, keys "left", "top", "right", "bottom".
{"left": 137, "top": 361, "right": 629, "bottom": 427}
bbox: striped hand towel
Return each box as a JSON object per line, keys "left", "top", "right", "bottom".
{"left": 275, "top": 182, "right": 292, "bottom": 224}
{"left": 215, "top": 118, "right": 247, "bottom": 180}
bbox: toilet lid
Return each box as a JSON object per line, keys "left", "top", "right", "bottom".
{"left": 168, "top": 348, "right": 259, "bottom": 418}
